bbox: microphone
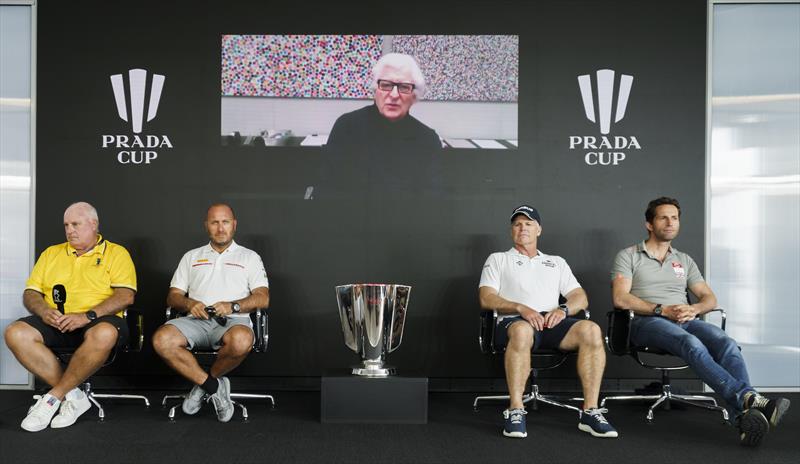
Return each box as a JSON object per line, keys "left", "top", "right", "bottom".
{"left": 52, "top": 285, "right": 66, "bottom": 314}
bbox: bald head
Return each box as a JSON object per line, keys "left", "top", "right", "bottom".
{"left": 65, "top": 202, "right": 99, "bottom": 225}
{"left": 205, "top": 203, "right": 237, "bottom": 252}
{"left": 63, "top": 201, "right": 99, "bottom": 254}
{"left": 206, "top": 203, "right": 235, "bottom": 220}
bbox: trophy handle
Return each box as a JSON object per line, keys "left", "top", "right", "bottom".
{"left": 335, "top": 285, "right": 359, "bottom": 353}
{"left": 387, "top": 285, "right": 411, "bottom": 352}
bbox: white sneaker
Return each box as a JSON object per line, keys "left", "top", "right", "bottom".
{"left": 21, "top": 394, "right": 61, "bottom": 432}
{"left": 51, "top": 390, "right": 91, "bottom": 428}
{"left": 182, "top": 384, "right": 206, "bottom": 415}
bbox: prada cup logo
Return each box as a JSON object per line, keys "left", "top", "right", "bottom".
{"left": 110, "top": 69, "right": 165, "bottom": 134}
{"left": 102, "top": 68, "right": 173, "bottom": 165}
{"left": 569, "top": 69, "right": 641, "bottom": 166}
{"left": 578, "top": 69, "right": 633, "bottom": 135}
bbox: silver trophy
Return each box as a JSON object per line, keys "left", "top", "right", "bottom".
{"left": 335, "top": 283, "right": 411, "bottom": 377}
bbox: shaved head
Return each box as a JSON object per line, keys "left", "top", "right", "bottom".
{"left": 64, "top": 201, "right": 99, "bottom": 225}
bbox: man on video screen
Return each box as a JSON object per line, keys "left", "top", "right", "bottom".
{"left": 326, "top": 52, "right": 442, "bottom": 154}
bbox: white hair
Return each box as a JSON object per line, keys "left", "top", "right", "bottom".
{"left": 65, "top": 201, "right": 99, "bottom": 226}
{"left": 371, "top": 53, "right": 426, "bottom": 98}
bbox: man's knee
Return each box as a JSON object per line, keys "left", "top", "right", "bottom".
{"left": 507, "top": 322, "right": 533, "bottom": 350}
{"left": 574, "top": 320, "right": 603, "bottom": 348}
{"left": 152, "top": 325, "right": 185, "bottom": 355}
{"left": 4, "top": 321, "right": 40, "bottom": 349}
{"left": 84, "top": 322, "right": 119, "bottom": 351}
{"left": 223, "top": 327, "right": 254, "bottom": 356}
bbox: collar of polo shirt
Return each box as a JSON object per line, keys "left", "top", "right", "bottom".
{"left": 66, "top": 234, "right": 106, "bottom": 256}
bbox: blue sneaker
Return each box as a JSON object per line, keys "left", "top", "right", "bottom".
{"left": 502, "top": 408, "right": 527, "bottom": 438}
{"left": 578, "top": 408, "right": 619, "bottom": 438}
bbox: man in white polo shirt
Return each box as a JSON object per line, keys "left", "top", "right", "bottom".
{"left": 479, "top": 205, "right": 617, "bottom": 439}
{"left": 152, "top": 203, "right": 269, "bottom": 422}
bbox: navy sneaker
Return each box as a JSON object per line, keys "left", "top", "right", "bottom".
{"left": 578, "top": 408, "right": 619, "bottom": 438}
{"left": 745, "top": 393, "right": 790, "bottom": 428}
{"left": 739, "top": 408, "right": 769, "bottom": 447}
{"left": 502, "top": 408, "right": 527, "bottom": 438}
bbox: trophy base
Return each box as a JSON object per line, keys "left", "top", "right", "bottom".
{"left": 351, "top": 365, "right": 396, "bottom": 378}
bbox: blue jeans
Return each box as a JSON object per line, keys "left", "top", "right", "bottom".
{"left": 630, "top": 316, "right": 753, "bottom": 417}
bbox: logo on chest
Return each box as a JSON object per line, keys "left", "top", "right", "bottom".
{"left": 671, "top": 262, "right": 685, "bottom": 278}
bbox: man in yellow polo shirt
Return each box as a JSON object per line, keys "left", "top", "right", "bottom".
{"left": 4, "top": 201, "right": 136, "bottom": 432}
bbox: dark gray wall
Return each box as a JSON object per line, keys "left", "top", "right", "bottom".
{"left": 35, "top": 0, "right": 707, "bottom": 389}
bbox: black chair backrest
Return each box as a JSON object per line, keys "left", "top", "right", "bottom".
{"left": 606, "top": 309, "right": 631, "bottom": 356}
{"left": 478, "top": 310, "right": 497, "bottom": 355}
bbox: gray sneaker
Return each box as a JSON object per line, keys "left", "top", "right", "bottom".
{"left": 208, "top": 377, "right": 234, "bottom": 422}
{"left": 182, "top": 385, "right": 206, "bottom": 415}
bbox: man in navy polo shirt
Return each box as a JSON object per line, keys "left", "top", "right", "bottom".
{"left": 479, "top": 205, "right": 617, "bottom": 439}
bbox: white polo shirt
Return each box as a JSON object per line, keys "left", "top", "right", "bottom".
{"left": 479, "top": 248, "right": 581, "bottom": 320}
{"left": 170, "top": 240, "right": 269, "bottom": 318}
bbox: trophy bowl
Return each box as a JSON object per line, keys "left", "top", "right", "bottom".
{"left": 335, "top": 283, "right": 411, "bottom": 377}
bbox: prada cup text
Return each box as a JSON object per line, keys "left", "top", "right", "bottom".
{"left": 568, "top": 135, "right": 642, "bottom": 166}
{"left": 101, "top": 134, "right": 173, "bottom": 164}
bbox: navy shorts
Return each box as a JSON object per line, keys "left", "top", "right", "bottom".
{"left": 19, "top": 314, "right": 129, "bottom": 350}
{"left": 494, "top": 313, "right": 581, "bottom": 351}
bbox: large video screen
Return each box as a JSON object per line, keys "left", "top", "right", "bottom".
{"left": 220, "top": 35, "right": 519, "bottom": 149}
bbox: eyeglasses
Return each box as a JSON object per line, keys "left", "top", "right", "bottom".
{"left": 377, "top": 79, "right": 415, "bottom": 94}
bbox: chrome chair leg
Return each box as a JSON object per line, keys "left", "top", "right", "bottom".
{"left": 232, "top": 400, "right": 248, "bottom": 421}
{"left": 85, "top": 393, "right": 106, "bottom": 421}
{"left": 231, "top": 392, "right": 276, "bottom": 408}
{"left": 93, "top": 393, "right": 150, "bottom": 407}
{"left": 474, "top": 383, "right": 582, "bottom": 412}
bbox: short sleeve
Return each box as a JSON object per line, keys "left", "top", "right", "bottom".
{"left": 247, "top": 253, "right": 269, "bottom": 290}
{"left": 558, "top": 258, "right": 581, "bottom": 296}
{"left": 611, "top": 248, "right": 634, "bottom": 281}
{"left": 108, "top": 245, "right": 137, "bottom": 291}
{"left": 478, "top": 254, "right": 501, "bottom": 290}
{"left": 169, "top": 251, "right": 192, "bottom": 293}
{"left": 684, "top": 254, "right": 705, "bottom": 286}
{"left": 25, "top": 248, "right": 51, "bottom": 294}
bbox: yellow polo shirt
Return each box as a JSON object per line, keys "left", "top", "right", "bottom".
{"left": 25, "top": 235, "right": 137, "bottom": 316}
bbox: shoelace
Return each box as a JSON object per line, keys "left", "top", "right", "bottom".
{"left": 586, "top": 408, "right": 610, "bottom": 424}
{"left": 27, "top": 395, "right": 56, "bottom": 418}
{"left": 749, "top": 394, "right": 769, "bottom": 409}
{"left": 505, "top": 408, "right": 527, "bottom": 424}
{"left": 59, "top": 399, "right": 77, "bottom": 416}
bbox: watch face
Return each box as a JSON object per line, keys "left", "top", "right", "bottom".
{"left": 232, "top": 303, "right": 240, "bottom": 313}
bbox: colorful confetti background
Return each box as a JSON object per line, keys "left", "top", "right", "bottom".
{"left": 221, "top": 35, "right": 518, "bottom": 102}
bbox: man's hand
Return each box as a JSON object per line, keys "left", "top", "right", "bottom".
{"left": 188, "top": 300, "right": 209, "bottom": 319}
{"left": 661, "top": 304, "right": 699, "bottom": 323}
{"left": 58, "top": 313, "right": 91, "bottom": 333}
{"left": 39, "top": 308, "right": 65, "bottom": 329}
{"left": 667, "top": 304, "right": 700, "bottom": 323}
{"left": 210, "top": 301, "right": 233, "bottom": 317}
{"left": 542, "top": 308, "right": 566, "bottom": 329}
{"left": 517, "top": 304, "right": 545, "bottom": 331}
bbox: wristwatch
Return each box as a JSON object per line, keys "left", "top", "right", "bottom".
{"left": 558, "top": 303, "right": 569, "bottom": 317}
{"left": 231, "top": 302, "right": 241, "bottom": 314}
{"left": 85, "top": 310, "right": 98, "bottom": 321}
{"left": 653, "top": 304, "right": 663, "bottom": 316}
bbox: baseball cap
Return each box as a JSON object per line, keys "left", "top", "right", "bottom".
{"left": 510, "top": 205, "right": 541, "bottom": 223}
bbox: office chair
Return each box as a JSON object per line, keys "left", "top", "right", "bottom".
{"left": 53, "top": 308, "right": 150, "bottom": 421}
{"left": 600, "top": 308, "right": 729, "bottom": 422}
{"left": 473, "top": 309, "right": 589, "bottom": 414}
{"left": 160, "top": 307, "right": 275, "bottom": 421}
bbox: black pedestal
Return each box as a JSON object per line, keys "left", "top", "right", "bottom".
{"left": 321, "top": 371, "right": 428, "bottom": 424}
